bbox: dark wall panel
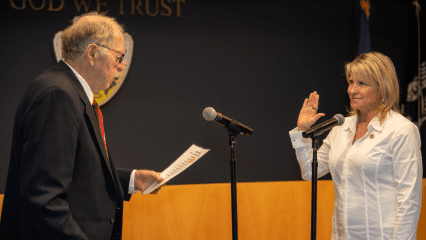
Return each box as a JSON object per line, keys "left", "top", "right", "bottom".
{"left": 0, "top": 0, "right": 418, "bottom": 194}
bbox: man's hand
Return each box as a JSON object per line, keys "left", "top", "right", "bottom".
{"left": 134, "top": 170, "right": 165, "bottom": 194}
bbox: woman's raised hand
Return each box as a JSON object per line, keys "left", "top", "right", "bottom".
{"left": 297, "top": 91, "right": 325, "bottom": 131}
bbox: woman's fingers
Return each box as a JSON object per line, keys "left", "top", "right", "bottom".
{"left": 315, "top": 93, "right": 320, "bottom": 108}
{"left": 302, "top": 98, "right": 308, "bottom": 108}
{"left": 300, "top": 91, "right": 320, "bottom": 115}
{"left": 308, "top": 92, "right": 314, "bottom": 107}
{"left": 314, "top": 113, "right": 326, "bottom": 122}
{"left": 297, "top": 91, "right": 323, "bottom": 131}
{"left": 305, "top": 91, "right": 319, "bottom": 109}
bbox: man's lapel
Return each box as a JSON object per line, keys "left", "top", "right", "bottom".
{"left": 54, "top": 60, "right": 115, "bottom": 180}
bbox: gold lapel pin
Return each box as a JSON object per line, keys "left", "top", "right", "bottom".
{"left": 370, "top": 134, "right": 375, "bottom": 139}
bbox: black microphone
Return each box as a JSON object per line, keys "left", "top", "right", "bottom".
{"left": 302, "top": 114, "right": 345, "bottom": 138}
{"left": 203, "top": 107, "right": 253, "bottom": 136}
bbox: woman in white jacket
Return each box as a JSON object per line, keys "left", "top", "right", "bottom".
{"left": 289, "top": 52, "right": 422, "bottom": 239}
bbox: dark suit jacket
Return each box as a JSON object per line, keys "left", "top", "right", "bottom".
{"left": 0, "top": 60, "right": 133, "bottom": 240}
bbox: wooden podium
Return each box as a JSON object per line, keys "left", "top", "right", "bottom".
{"left": 1, "top": 180, "right": 426, "bottom": 239}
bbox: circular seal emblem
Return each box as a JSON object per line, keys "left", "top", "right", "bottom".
{"left": 53, "top": 17, "right": 133, "bottom": 107}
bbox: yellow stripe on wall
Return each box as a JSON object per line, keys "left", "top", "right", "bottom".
{"left": 1, "top": 180, "right": 425, "bottom": 239}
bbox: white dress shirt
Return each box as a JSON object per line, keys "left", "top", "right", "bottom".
{"left": 289, "top": 110, "right": 422, "bottom": 239}
{"left": 64, "top": 61, "right": 138, "bottom": 194}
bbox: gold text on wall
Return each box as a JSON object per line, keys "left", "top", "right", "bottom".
{"left": 8, "top": 0, "right": 186, "bottom": 17}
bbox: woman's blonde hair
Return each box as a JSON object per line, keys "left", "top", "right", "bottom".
{"left": 61, "top": 12, "right": 124, "bottom": 62}
{"left": 345, "top": 51, "right": 400, "bottom": 124}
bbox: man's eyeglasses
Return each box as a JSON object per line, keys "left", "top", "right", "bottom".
{"left": 95, "top": 43, "right": 125, "bottom": 66}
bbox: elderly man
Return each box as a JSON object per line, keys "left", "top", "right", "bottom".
{"left": 0, "top": 12, "right": 163, "bottom": 240}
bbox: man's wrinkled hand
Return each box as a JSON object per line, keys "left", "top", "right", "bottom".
{"left": 134, "top": 170, "right": 165, "bottom": 194}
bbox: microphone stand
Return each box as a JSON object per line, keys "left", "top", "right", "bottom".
{"left": 227, "top": 123, "right": 240, "bottom": 240}
{"left": 302, "top": 115, "right": 344, "bottom": 240}
{"left": 310, "top": 136, "right": 319, "bottom": 240}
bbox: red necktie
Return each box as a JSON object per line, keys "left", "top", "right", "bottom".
{"left": 92, "top": 100, "right": 108, "bottom": 157}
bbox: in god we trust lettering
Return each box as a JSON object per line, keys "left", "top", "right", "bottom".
{"left": 8, "top": 0, "right": 186, "bottom": 17}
